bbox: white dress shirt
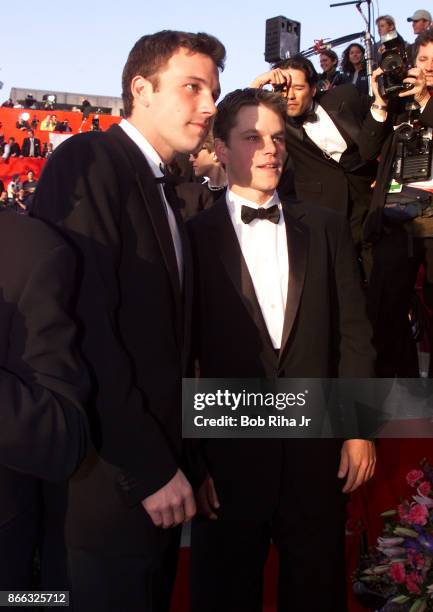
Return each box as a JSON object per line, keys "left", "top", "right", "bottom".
{"left": 226, "top": 190, "right": 288, "bottom": 349}
{"left": 303, "top": 103, "right": 348, "bottom": 163}
{"left": 303, "top": 102, "right": 387, "bottom": 164}
{"left": 118, "top": 118, "right": 183, "bottom": 285}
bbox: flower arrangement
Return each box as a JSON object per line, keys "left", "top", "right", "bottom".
{"left": 354, "top": 460, "right": 433, "bottom": 612}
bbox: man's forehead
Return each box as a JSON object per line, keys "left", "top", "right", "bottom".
{"left": 418, "top": 42, "right": 433, "bottom": 55}
{"left": 161, "top": 48, "right": 219, "bottom": 77}
{"left": 286, "top": 68, "right": 309, "bottom": 86}
{"left": 235, "top": 104, "right": 285, "bottom": 129}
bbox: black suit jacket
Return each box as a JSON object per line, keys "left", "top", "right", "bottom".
{"left": 0, "top": 210, "right": 88, "bottom": 528}
{"left": 187, "top": 197, "right": 375, "bottom": 518}
{"left": 21, "top": 137, "right": 41, "bottom": 157}
{"left": 278, "top": 84, "right": 388, "bottom": 242}
{"left": 31, "top": 124, "right": 193, "bottom": 554}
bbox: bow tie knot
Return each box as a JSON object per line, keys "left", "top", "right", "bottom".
{"left": 241, "top": 204, "right": 280, "bottom": 225}
{"left": 287, "top": 109, "right": 318, "bottom": 128}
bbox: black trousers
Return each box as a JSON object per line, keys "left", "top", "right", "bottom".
{"left": 0, "top": 501, "right": 40, "bottom": 590}
{"left": 190, "top": 442, "right": 347, "bottom": 612}
{"left": 0, "top": 482, "right": 70, "bottom": 592}
{"left": 67, "top": 527, "right": 181, "bottom": 612}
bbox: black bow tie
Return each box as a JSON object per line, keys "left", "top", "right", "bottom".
{"left": 287, "top": 109, "right": 318, "bottom": 128}
{"left": 241, "top": 204, "right": 280, "bottom": 225}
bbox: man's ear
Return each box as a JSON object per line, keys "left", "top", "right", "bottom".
{"left": 130, "top": 75, "right": 154, "bottom": 108}
{"left": 214, "top": 138, "right": 228, "bottom": 165}
{"left": 311, "top": 84, "right": 317, "bottom": 99}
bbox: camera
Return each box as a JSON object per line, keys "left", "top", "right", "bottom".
{"left": 378, "top": 31, "right": 413, "bottom": 98}
{"left": 393, "top": 122, "right": 433, "bottom": 183}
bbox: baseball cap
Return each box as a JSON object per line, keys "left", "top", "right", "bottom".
{"left": 407, "top": 9, "right": 432, "bottom": 22}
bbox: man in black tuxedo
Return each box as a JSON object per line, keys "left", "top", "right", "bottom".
{"left": 21, "top": 129, "right": 42, "bottom": 157}
{"left": 32, "top": 30, "right": 225, "bottom": 612}
{"left": 187, "top": 88, "right": 376, "bottom": 612}
{"left": 0, "top": 210, "right": 88, "bottom": 591}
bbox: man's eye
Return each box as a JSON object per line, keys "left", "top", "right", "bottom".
{"left": 246, "top": 135, "right": 259, "bottom": 141}
{"left": 273, "top": 136, "right": 285, "bottom": 143}
{"left": 186, "top": 83, "right": 199, "bottom": 92}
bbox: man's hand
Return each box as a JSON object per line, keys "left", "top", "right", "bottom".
{"left": 370, "top": 67, "right": 387, "bottom": 107}
{"left": 196, "top": 474, "right": 220, "bottom": 520}
{"left": 141, "top": 468, "right": 196, "bottom": 528}
{"left": 250, "top": 68, "right": 289, "bottom": 90}
{"left": 338, "top": 439, "right": 376, "bottom": 493}
{"left": 400, "top": 67, "right": 430, "bottom": 106}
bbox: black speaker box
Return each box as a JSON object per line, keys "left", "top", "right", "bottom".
{"left": 265, "top": 16, "right": 301, "bottom": 64}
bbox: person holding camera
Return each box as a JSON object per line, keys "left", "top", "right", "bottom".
{"left": 365, "top": 29, "right": 433, "bottom": 376}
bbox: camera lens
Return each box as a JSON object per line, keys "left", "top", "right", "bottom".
{"left": 381, "top": 52, "right": 403, "bottom": 73}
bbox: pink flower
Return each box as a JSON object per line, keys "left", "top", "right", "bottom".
{"left": 407, "top": 503, "right": 429, "bottom": 526}
{"left": 389, "top": 562, "right": 406, "bottom": 584}
{"left": 418, "top": 481, "right": 431, "bottom": 497}
{"left": 407, "top": 470, "right": 424, "bottom": 487}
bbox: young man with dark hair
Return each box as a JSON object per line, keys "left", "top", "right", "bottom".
{"left": 32, "top": 29, "right": 225, "bottom": 612}
{"left": 188, "top": 87, "right": 376, "bottom": 612}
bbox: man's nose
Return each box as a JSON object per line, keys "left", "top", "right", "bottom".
{"left": 200, "top": 91, "right": 217, "bottom": 116}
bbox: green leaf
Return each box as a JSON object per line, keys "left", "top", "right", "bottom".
{"left": 409, "top": 599, "right": 427, "bottom": 612}
{"left": 391, "top": 595, "right": 411, "bottom": 604}
{"left": 394, "top": 527, "right": 419, "bottom": 538}
{"left": 381, "top": 509, "right": 398, "bottom": 517}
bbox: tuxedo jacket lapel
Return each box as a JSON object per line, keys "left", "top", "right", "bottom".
{"left": 279, "top": 201, "right": 309, "bottom": 360}
{"left": 320, "top": 95, "right": 361, "bottom": 147}
{"left": 107, "top": 125, "right": 184, "bottom": 345}
{"left": 209, "top": 199, "right": 275, "bottom": 353}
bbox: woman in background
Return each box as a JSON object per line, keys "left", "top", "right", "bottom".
{"left": 341, "top": 43, "right": 369, "bottom": 95}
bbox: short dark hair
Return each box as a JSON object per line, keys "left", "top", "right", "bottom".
{"left": 121, "top": 30, "right": 226, "bottom": 117}
{"left": 413, "top": 29, "right": 433, "bottom": 62}
{"left": 272, "top": 56, "right": 318, "bottom": 87}
{"left": 214, "top": 88, "right": 288, "bottom": 144}
{"left": 341, "top": 43, "right": 365, "bottom": 74}
{"left": 320, "top": 49, "right": 339, "bottom": 64}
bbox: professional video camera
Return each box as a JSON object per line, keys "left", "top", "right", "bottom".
{"left": 393, "top": 118, "right": 433, "bottom": 183}
{"left": 378, "top": 31, "right": 413, "bottom": 98}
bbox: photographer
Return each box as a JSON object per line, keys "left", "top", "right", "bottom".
{"left": 365, "top": 29, "right": 433, "bottom": 376}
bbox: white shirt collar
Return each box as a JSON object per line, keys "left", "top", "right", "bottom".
{"left": 226, "top": 189, "right": 280, "bottom": 220}
{"left": 119, "top": 118, "right": 164, "bottom": 178}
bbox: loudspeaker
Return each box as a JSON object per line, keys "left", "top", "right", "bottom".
{"left": 265, "top": 16, "right": 301, "bottom": 64}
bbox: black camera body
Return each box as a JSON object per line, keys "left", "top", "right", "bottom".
{"left": 393, "top": 122, "right": 433, "bottom": 183}
{"left": 378, "top": 31, "right": 413, "bottom": 98}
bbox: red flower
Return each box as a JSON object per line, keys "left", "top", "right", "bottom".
{"left": 418, "top": 481, "right": 431, "bottom": 497}
{"left": 405, "top": 572, "right": 422, "bottom": 594}
{"left": 407, "top": 503, "right": 429, "bottom": 526}
{"left": 389, "top": 562, "right": 406, "bottom": 584}
{"left": 406, "top": 470, "right": 424, "bottom": 487}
